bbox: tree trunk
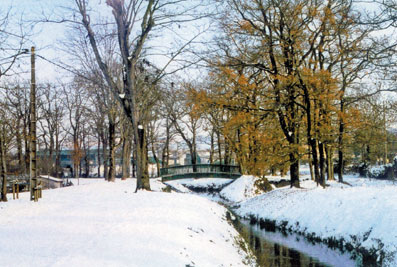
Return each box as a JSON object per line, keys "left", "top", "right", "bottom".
{"left": 84, "top": 153, "right": 90, "bottom": 178}
{"left": 16, "top": 122, "right": 24, "bottom": 173}
{"left": 73, "top": 140, "right": 79, "bottom": 179}
{"left": 192, "top": 133, "right": 197, "bottom": 172}
{"left": 301, "top": 81, "right": 320, "bottom": 183}
{"left": 97, "top": 134, "right": 101, "bottom": 178}
{"left": 0, "top": 134, "right": 7, "bottom": 202}
{"left": 79, "top": 161, "right": 82, "bottom": 178}
{"left": 289, "top": 152, "right": 300, "bottom": 188}
{"left": 132, "top": 145, "right": 137, "bottom": 178}
{"left": 152, "top": 146, "right": 160, "bottom": 178}
{"left": 161, "top": 139, "right": 169, "bottom": 168}
{"left": 24, "top": 117, "right": 30, "bottom": 175}
{"left": 309, "top": 158, "right": 314, "bottom": 180}
{"left": 224, "top": 141, "right": 231, "bottom": 165}
{"left": 122, "top": 137, "right": 132, "bottom": 180}
{"left": 326, "top": 145, "right": 334, "bottom": 181}
{"left": 102, "top": 137, "right": 108, "bottom": 180}
{"left": 107, "top": 119, "right": 116, "bottom": 182}
{"left": 289, "top": 125, "right": 300, "bottom": 188}
{"left": 337, "top": 100, "right": 345, "bottom": 182}
{"left": 217, "top": 131, "right": 222, "bottom": 164}
{"left": 286, "top": 126, "right": 300, "bottom": 188}
{"left": 191, "top": 148, "right": 197, "bottom": 172}
{"left": 55, "top": 126, "right": 61, "bottom": 178}
{"left": 308, "top": 146, "right": 314, "bottom": 181}
{"left": 162, "top": 118, "right": 170, "bottom": 168}
{"left": 309, "top": 139, "right": 320, "bottom": 185}
{"left": 319, "top": 141, "right": 326, "bottom": 187}
{"left": 49, "top": 133, "right": 54, "bottom": 176}
{"left": 135, "top": 124, "right": 150, "bottom": 191}
{"left": 209, "top": 129, "right": 214, "bottom": 164}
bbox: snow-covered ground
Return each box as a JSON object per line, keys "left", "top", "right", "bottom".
{"left": 3, "top": 168, "right": 397, "bottom": 266}
{"left": 0, "top": 178, "right": 253, "bottom": 267}
{"left": 165, "top": 178, "right": 233, "bottom": 193}
{"left": 220, "top": 175, "right": 268, "bottom": 203}
{"left": 221, "top": 172, "right": 397, "bottom": 266}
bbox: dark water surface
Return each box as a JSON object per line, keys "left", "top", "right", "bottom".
{"left": 195, "top": 192, "right": 356, "bottom": 267}
{"left": 235, "top": 218, "right": 356, "bottom": 267}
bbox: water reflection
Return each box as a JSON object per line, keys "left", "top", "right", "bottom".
{"left": 193, "top": 192, "right": 356, "bottom": 267}
{"left": 238, "top": 220, "right": 356, "bottom": 267}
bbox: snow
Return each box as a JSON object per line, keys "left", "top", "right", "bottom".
{"left": 369, "top": 163, "right": 393, "bottom": 177}
{"left": 220, "top": 176, "right": 268, "bottom": 203}
{"left": 165, "top": 178, "right": 233, "bottom": 191}
{"left": 163, "top": 180, "right": 193, "bottom": 193}
{"left": 230, "top": 176, "right": 397, "bottom": 265}
{"left": 0, "top": 178, "right": 253, "bottom": 267}
{"left": 39, "top": 175, "right": 63, "bottom": 182}
{"left": 4, "top": 164, "right": 397, "bottom": 265}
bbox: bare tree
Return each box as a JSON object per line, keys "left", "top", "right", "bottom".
{"left": 0, "top": 100, "right": 15, "bottom": 201}
{"left": 62, "top": 82, "right": 89, "bottom": 179}
{"left": 0, "top": 9, "right": 30, "bottom": 80}
{"left": 3, "top": 83, "right": 31, "bottom": 174}
{"left": 71, "top": 0, "right": 207, "bottom": 191}
{"left": 38, "top": 83, "right": 66, "bottom": 177}
{"left": 0, "top": 107, "right": 9, "bottom": 202}
{"left": 167, "top": 82, "right": 203, "bottom": 171}
{"left": 0, "top": 8, "right": 31, "bottom": 201}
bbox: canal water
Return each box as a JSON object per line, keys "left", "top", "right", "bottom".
{"left": 236, "top": 218, "right": 356, "bottom": 267}
{"left": 196, "top": 193, "right": 357, "bottom": 267}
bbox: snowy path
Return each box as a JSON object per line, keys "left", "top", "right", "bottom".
{"left": 0, "top": 179, "right": 252, "bottom": 267}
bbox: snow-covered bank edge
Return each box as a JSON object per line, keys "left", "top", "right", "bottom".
{"left": 161, "top": 175, "right": 397, "bottom": 266}
{"left": 242, "top": 214, "right": 387, "bottom": 266}
{"left": 231, "top": 177, "right": 397, "bottom": 267}
{"left": 164, "top": 178, "right": 234, "bottom": 193}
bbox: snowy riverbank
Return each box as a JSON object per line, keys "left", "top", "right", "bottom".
{"left": 0, "top": 178, "right": 253, "bottom": 267}
{"left": 221, "top": 174, "right": 397, "bottom": 266}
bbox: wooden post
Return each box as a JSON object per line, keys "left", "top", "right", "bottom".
{"left": 29, "top": 46, "right": 38, "bottom": 201}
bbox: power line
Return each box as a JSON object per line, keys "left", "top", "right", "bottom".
{"left": 35, "top": 54, "right": 86, "bottom": 79}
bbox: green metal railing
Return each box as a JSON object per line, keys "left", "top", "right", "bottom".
{"left": 160, "top": 164, "right": 241, "bottom": 181}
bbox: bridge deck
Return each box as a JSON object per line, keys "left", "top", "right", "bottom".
{"left": 160, "top": 164, "right": 241, "bottom": 181}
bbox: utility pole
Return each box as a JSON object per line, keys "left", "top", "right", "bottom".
{"left": 29, "top": 46, "right": 38, "bottom": 201}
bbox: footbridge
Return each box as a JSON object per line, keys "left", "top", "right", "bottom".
{"left": 160, "top": 164, "right": 241, "bottom": 182}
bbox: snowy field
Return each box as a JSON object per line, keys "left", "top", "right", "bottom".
{"left": 3, "top": 171, "right": 397, "bottom": 266}
{"left": 0, "top": 178, "right": 253, "bottom": 267}
{"left": 219, "top": 172, "right": 397, "bottom": 266}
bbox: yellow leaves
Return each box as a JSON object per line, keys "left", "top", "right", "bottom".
{"left": 308, "top": 5, "right": 319, "bottom": 18}
{"left": 323, "top": 6, "right": 336, "bottom": 26}
{"left": 237, "top": 75, "right": 249, "bottom": 86}
{"left": 238, "top": 20, "right": 255, "bottom": 34}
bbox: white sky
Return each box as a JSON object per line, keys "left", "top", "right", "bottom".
{"left": 0, "top": 0, "right": 211, "bottom": 84}
{"left": 1, "top": 0, "right": 71, "bottom": 82}
{"left": 2, "top": 1, "right": 394, "bottom": 90}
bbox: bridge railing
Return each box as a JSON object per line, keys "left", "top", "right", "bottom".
{"left": 160, "top": 164, "right": 241, "bottom": 181}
